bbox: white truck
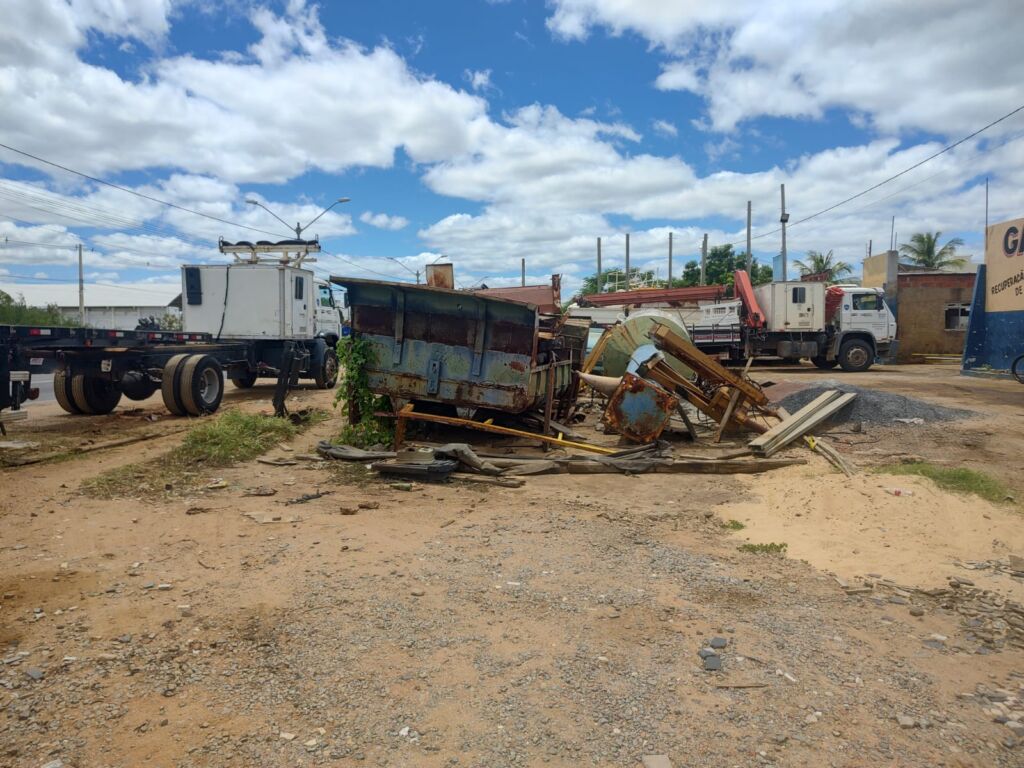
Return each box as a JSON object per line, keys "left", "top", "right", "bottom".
{"left": 688, "top": 270, "right": 897, "bottom": 372}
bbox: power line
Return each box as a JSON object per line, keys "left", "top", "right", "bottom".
{"left": 0, "top": 141, "right": 291, "bottom": 239}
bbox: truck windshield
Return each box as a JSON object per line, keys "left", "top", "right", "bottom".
{"left": 852, "top": 293, "right": 881, "bottom": 310}
{"left": 319, "top": 285, "right": 333, "bottom": 307}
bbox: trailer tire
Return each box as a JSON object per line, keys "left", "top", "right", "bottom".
{"left": 229, "top": 369, "right": 257, "bottom": 389}
{"left": 314, "top": 346, "right": 339, "bottom": 389}
{"left": 71, "top": 374, "right": 122, "bottom": 415}
{"left": 53, "top": 371, "right": 82, "bottom": 414}
{"left": 161, "top": 353, "right": 191, "bottom": 416}
{"left": 838, "top": 339, "right": 873, "bottom": 372}
{"left": 121, "top": 371, "right": 159, "bottom": 401}
{"left": 811, "top": 356, "right": 839, "bottom": 370}
{"left": 179, "top": 355, "right": 224, "bottom": 416}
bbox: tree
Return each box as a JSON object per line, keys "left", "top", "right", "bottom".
{"left": 899, "top": 231, "right": 966, "bottom": 270}
{"left": 792, "top": 249, "right": 852, "bottom": 283}
{"left": 0, "top": 290, "right": 80, "bottom": 326}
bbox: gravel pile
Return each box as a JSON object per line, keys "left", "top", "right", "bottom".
{"left": 776, "top": 379, "right": 974, "bottom": 424}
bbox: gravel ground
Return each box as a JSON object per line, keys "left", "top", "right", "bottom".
{"left": 776, "top": 380, "right": 974, "bottom": 424}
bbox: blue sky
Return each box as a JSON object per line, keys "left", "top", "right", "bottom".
{"left": 0, "top": 0, "right": 1021, "bottom": 306}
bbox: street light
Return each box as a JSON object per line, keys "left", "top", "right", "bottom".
{"left": 386, "top": 256, "right": 421, "bottom": 284}
{"left": 245, "top": 197, "right": 351, "bottom": 240}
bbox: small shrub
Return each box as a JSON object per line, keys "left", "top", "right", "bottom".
{"left": 174, "top": 410, "right": 297, "bottom": 466}
{"left": 722, "top": 519, "right": 746, "bottom": 531}
{"left": 874, "top": 461, "right": 1010, "bottom": 504}
{"left": 738, "top": 542, "right": 788, "bottom": 556}
{"left": 333, "top": 335, "right": 393, "bottom": 447}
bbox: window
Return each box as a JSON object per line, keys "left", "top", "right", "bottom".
{"left": 294, "top": 275, "right": 304, "bottom": 300}
{"left": 791, "top": 287, "right": 806, "bottom": 304}
{"left": 852, "top": 293, "right": 881, "bottom": 311}
{"left": 945, "top": 303, "right": 970, "bottom": 331}
{"left": 318, "top": 284, "right": 333, "bottom": 307}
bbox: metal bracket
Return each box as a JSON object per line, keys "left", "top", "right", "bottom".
{"left": 392, "top": 291, "right": 405, "bottom": 366}
{"left": 471, "top": 302, "right": 486, "bottom": 377}
{"left": 426, "top": 359, "right": 441, "bottom": 395}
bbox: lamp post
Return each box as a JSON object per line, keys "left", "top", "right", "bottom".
{"left": 387, "top": 256, "right": 421, "bottom": 284}
{"left": 245, "top": 197, "right": 350, "bottom": 239}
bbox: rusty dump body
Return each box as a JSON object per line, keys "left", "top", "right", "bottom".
{"left": 330, "top": 277, "right": 588, "bottom": 413}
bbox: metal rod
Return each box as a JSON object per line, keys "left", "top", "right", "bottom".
{"left": 668, "top": 232, "right": 673, "bottom": 285}
{"left": 700, "top": 233, "right": 708, "bottom": 286}
{"left": 77, "top": 243, "right": 84, "bottom": 324}
{"left": 596, "top": 236, "right": 602, "bottom": 293}
{"left": 746, "top": 200, "right": 752, "bottom": 273}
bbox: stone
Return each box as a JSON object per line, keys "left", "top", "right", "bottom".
{"left": 703, "top": 655, "right": 721, "bottom": 672}
{"left": 1010, "top": 554, "right": 1024, "bottom": 572}
{"left": 339, "top": 507, "right": 358, "bottom": 515}
{"left": 40, "top": 761, "right": 65, "bottom": 768}
{"left": 709, "top": 637, "right": 728, "bottom": 649}
{"left": 280, "top": 732, "right": 296, "bottom": 741}
{"left": 157, "top": 583, "right": 173, "bottom": 590}
{"left": 897, "top": 715, "right": 917, "bottom": 729}
{"left": 410, "top": 588, "right": 426, "bottom": 597}
{"left": 909, "top": 606, "right": 925, "bottom": 617}
{"left": 641, "top": 757, "right": 673, "bottom": 768}
{"left": 25, "top": 667, "right": 44, "bottom": 681}
{"left": 697, "top": 648, "right": 716, "bottom": 659}
{"left": 358, "top": 501, "right": 380, "bottom": 510}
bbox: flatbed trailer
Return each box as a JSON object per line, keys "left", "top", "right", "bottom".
{"left": 0, "top": 323, "right": 302, "bottom": 428}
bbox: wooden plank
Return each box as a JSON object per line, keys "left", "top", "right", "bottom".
{"left": 378, "top": 407, "right": 618, "bottom": 455}
{"left": 754, "top": 393, "right": 856, "bottom": 456}
{"left": 581, "top": 328, "right": 612, "bottom": 375}
{"left": 748, "top": 391, "right": 839, "bottom": 450}
{"left": 452, "top": 473, "right": 525, "bottom": 488}
{"left": 714, "top": 388, "right": 743, "bottom": 443}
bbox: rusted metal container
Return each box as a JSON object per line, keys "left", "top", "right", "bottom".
{"left": 330, "top": 277, "right": 579, "bottom": 413}
{"left": 603, "top": 371, "right": 679, "bottom": 443}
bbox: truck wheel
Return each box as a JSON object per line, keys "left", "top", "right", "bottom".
{"left": 838, "top": 340, "right": 873, "bottom": 372}
{"left": 230, "top": 369, "right": 258, "bottom": 389}
{"left": 161, "top": 353, "right": 191, "bottom": 416}
{"left": 314, "top": 346, "right": 339, "bottom": 389}
{"left": 121, "top": 371, "right": 159, "bottom": 401}
{"left": 54, "top": 371, "right": 82, "bottom": 414}
{"left": 71, "top": 374, "right": 122, "bottom": 415}
{"left": 811, "top": 356, "right": 839, "bottom": 370}
{"left": 179, "top": 355, "right": 224, "bottom": 416}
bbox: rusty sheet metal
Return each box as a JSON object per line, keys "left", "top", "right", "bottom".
{"left": 603, "top": 372, "right": 679, "bottom": 443}
{"left": 331, "top": 276, "right": 573, "bottom": 413}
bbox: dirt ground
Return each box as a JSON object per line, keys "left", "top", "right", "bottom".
{"left": 2, "top": 363, "right": 1024, "bottom": 767}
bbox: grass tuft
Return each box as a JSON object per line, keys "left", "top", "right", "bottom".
{"left": 174, "top": 410, "right": 297, "bottom": 466}
{"left": 722, "top": 519, "right": 746, "bottom": 531}
{"left": 874, "top": 461, "right": 1010, "bottom": 504}
{"left": 738, "top": 542, "right": 787, "bottom": 556}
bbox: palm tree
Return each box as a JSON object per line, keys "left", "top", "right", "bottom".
{"left": 899, "top": 231, "right": 966, "bottom": 270}
{"left": 792, "top": 249, "right": 852, "bottom": 282}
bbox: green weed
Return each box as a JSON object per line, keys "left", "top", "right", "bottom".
{"left": 738, "top": 542, "right": 788, "bottom": 556}
{"left": 874, "top": 461, "right": 1010, "bottom": 504}
{"left": 722, "top": 519, "right": 746, "bottom": 531}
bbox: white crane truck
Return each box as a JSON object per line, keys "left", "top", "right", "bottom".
{"left": 687, "top": 269, "right": 897, "bottom": 372}
{"left": 0, "top": 239, "right": 345, "bottom": 427}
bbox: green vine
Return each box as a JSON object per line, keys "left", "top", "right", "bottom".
{"left": 333, "top": 335, "right": 394, "bottom": 447}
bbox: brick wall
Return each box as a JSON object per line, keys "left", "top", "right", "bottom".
{"left": 895, "top": 274, "right": 976, "bottom": 360}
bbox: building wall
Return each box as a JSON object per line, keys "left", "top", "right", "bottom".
{"left": 861, "top": 250, "right": 898, "bottom": 291}
{"left": 57, "top": 305, "right": 180, "bottom": 330}
{"left": 895, "top": 274, "right": 975, "bottom": 361}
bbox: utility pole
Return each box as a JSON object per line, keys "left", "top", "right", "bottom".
{"left": 779, "top": 184, "right": 789, "bottom": 280}
{"left": 889, "top": 216, "right": 895, "bottom": 251}
{"left": 625, "top": 233, "right": 630, "bottom": 289}
{"left": 746, "top": 200, "right": 752, "bottom": 273}
{"left": 868, "top": 239, "right": 872, "bottom": 259}
{"left": 668, "top": 232, "right": 673, "bottom": 285}
{"left": 596, "top": 236, "right": 602, "bottom": 293}
{"left": 520, "top": 258, "right": 525, "bottom": 287}
{"left": 985, "top": 176, "right": 990, "bottom": 252}
{"left": 700, "top": 233, "right": 708, "bottom": 286}
{"left": 77, "top": 243, "right": 84, "bottom": 325}
{"left": 416, "top": 270, "right": 421, "bottom": 285}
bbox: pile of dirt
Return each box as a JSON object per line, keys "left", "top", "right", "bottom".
{"left": 775, "top": 380, "right": 974, "bottom": 424}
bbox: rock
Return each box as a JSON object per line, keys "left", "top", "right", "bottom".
{"left": 358, "top": 501, "right": 380, "bottom": 510}
{"left": 909, "top": 606, "right": 925, "bottom": 617}
{"left": 25, "top": 667, "right": 44, "bottom": 681}
{"left": 157, "top": 583, "right": 173, "bottom": 591}
{"left": 703, "top": 655, "right": 721, "bottom": 672}
{"left": 40, "top": 761, "right": 65, "bottom": 768}
{"left": 339, "top": 507, "right": 358, "bottom": 515}
{"left": 117, "top": 634, "right": 132, "bottom": 643}
{"left": 410, "top": 588, "right": 425, "bottom": 597}
{"left": 897, "top": 715, "right": 917, "bottom": 729}
{"left": 641, "top": 757, "right": 673, "bottom": 768}
{"left": 390, "top": 482, "right": 413, "bottom": 491}
{"left": 304, "top": 738, "right": 318, "bottom": 747}
{"left": 697, "top": 648, "right": 716, "bottom": 659}
{"left": 1010, "top": 554, "right": 1024, "bottom": 572}
{"left": 709, "top": 637, "right": 728, "bottom": 649}
{"left": 280, "top": 732, "right": 296, "bottom": 741}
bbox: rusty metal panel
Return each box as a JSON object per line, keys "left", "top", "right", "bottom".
{"left": 603, "top": 372, "right": 679, "bottom": 443}
{"left": 332, "top": 277, "right": 577, "bottom": 413}
{"left": 425, "top": 263, "right": 454, "bottom": 289}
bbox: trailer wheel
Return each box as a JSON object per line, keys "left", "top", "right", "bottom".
{"left": 230, "top": 369, "right": 257, "bottom": 389}
{"left": 71, "top": 374, "right": 122, "bottom": 415}
{"left": 121, "top": 371, "right": 159, "bottom": 401}
{"left": 53, "top": 371, "right": 82, "bottom": 414}
{"left": 314, "top": 346, "right": 339, "bottom": 389}
{"left": 179, "top": 355, "right": 224, "bottom": 416}
{"left": 161, "top": 353, "right": 191, "bottom": 416}
{"left": 838, "top": 339, "right": 873, "bottom": 372}
{"left": 811, "top": 356, "right": 839, "bottom": 370}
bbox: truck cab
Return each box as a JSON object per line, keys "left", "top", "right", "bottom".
{"left": 314, "top": 279, "right": 345, "bottom": 342}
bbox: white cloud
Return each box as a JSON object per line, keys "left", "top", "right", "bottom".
{"left": 652, "top": 119, "right": 678, "bottom": 138}
{"left": 360, "top": 211, "right": 409, "bottom": 231}
{"left": 547, "top": 0, "right": 1024, "bottom": 136}
{"left": 464, "top": 68, "right": 493, "bottom": 92}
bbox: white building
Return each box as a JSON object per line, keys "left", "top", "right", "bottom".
{"left": 0, "top": 281, "right": 181, "bottom": 329}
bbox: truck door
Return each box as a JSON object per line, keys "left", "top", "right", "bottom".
{"left": 315, "top": 282, "right": 341, "bottom": 338}
{"left": 847, "top": 291, "right": 889, "bottom": 340}
{"left": 291, "top": 273, "right": 309, "bottom": 337}
{"left": 786, "top": 285, "right": 814, "bottom": 329}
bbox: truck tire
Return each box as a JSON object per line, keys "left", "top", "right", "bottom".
{"left": 53, "top": 371, "right": 82, "bottom": 414}
{"left": 179, "top": 354, "right": 224, "bottom": 416}
{"left": 121, "top": 371, "right": 159, "bottom": 401}
{"left": 838, "top": 340, "right": 873, "bottom": 372}
{"left": 71, "top": 374, "right": 122, "bottom": 415}
{"left": 161, "top": 353, "right": 191, "bottom": 416}
{"left": 811, "top": 356, "right": 839, "bottom": 370}
{"left": 230, "top": 369, "right": 258, "bottom": 389}
{"left": 314, "top": 346, "right": 339, "bottom": 389}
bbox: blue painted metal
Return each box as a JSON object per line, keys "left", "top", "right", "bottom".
{"left": 603, "top": 371, "right": 679, "bottom": 443}
{"left": 330, "top": 277, "right": 575, "bottom": 412}
{"left": 962, "top": 264, "right": 1024, "bottom": 374}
